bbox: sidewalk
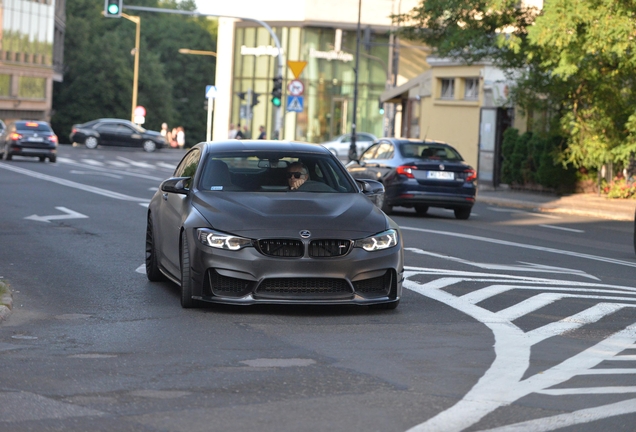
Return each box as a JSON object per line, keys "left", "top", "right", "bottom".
{"left": 477, "top": 186, "right": 636, "bottom": 222}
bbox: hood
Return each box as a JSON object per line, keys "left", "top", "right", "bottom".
{"left": 144, "top": 130, "right": 162, "bottom": 138}
{"left": 192, "top": 192, "right": 389, "bottom": 239}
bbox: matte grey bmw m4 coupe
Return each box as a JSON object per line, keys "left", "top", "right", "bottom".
{"left": 146, "top": 140, "right": 404, "bottom": 309}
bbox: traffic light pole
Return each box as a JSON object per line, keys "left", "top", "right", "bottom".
{"left": 349, "top": 0, "right": 362, "bottom": 161}
{"left": 122, "top": 5, "right": 283, "bottom": 140}
{"left": 121, "top": 13, "right": 140, "bottom": 123}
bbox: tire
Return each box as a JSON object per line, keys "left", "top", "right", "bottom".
{"left": 454, "top": 207, "right": 472, "bottom": 220}
{"left": 180, "top": 231, "right": 196, "bottom": 308}
{"left": 143, "top": 140, "right": 157, "bottom": 152}
{"left": 369, "top": 300, "right": 400, "bottom": 310}
{"left": 85, "top": 136, "right": 98, "bottom": 149}
{"left": 49, "top": 155, "right": 56, "bottom": 163}
{"left": 145, "top": 213, "right": 167, "bottom": 282}
{"left": 39, "top": 156, "right": 46, "bottom": 162}
{"left": 414, "top": 205, "right": 429, "bottom": 216}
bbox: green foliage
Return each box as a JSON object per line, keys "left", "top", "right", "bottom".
{"left": 604, "top": 179, "right": 636, "bottom": 199}
{"left": 501, "top": 128, "right": 576, "bottom": 192}
{"left": 52, "top": 0, "right": 217, "bottom": 146}
{"left": 398, "top": 0, "right": 636, "bottom": 171}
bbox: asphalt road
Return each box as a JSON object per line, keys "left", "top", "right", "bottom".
{"left": 0, "top": 145, "right": 635, "bottom": 432}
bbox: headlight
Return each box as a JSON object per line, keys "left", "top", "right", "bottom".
{"left": 354, "top": 229, "right": 398, "bottom": 251}
{"left": 196, "top": 229, "right": 252, "bottom": 250}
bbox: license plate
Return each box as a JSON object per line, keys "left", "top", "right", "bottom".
{"left": 427, "top": 171, "right": 454, "bottom": 180}
{"left": 28, "top": 137, "right": 43, "bottom": 142}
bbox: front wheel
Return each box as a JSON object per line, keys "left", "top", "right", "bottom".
{"left": 146, "top": 214, "right": 166, "bottom": 282}
{"left": 85, "top": 136, "right": 98, "bottom": 149}
{"left": 143, "top": 140, "right": 157, "bottom": 152}
{"left": 180, "top": 231, "right": 197, "bottom": 308}
{"left": 454, "top": 207, "right": 472, "bottom": 220}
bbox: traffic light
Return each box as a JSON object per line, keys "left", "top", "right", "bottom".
{"left": 378, "top": 99, "right": 385, "bottom": 115}
{"left": 104, "top": 0, "right": 122, "bottom": 18}
{"left": 271, "top": 77, "right": 282, "bottom": 107}
{"left": 251, "top": 93, "right": 261, "bottom": 107}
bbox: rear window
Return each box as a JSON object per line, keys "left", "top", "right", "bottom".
{"left": 15, "top": 121, "right": 52, "bottom": 132}
{"left": 400, "top": 143, "right": 463, "bottom": 161}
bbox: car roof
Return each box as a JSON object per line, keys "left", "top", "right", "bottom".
{"left": 81, "top": 118, "right": 135, "bottom": 127}
{"left": 198, "top": 140, "right": 333, "bottom": 155}
{"left": 378, "top": 138, "right": 451, "bottom": 146}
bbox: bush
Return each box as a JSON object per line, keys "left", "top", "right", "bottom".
{"left": 604, "top": 179, "right": 636, "bottom": 199}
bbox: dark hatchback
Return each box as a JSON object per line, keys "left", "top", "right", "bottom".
{"left": 146, "top": 140, "right": 403, "bottom": 309}
{"left": 0, "top": 120, "right": 58, "bottom": 162}
{"left": 346, "top": 138, "right": 477, "bottom": 219}
{"left": 70, "top": 118, "right": 165, "bottom": 152}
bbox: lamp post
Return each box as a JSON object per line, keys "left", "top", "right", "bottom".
{"left": 349, "top": 0, "right": 362, "bottom": 161}
{"left": 121, "top": 12, "right": 140, "bottom": 123}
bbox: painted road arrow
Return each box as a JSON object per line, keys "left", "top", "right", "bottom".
{"left": 24, "top": 206, "right": 89, "bottom": 223}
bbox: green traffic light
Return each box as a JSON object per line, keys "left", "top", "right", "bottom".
{"left": 271, "top": 97, "right": 281, "bottom": 107}
{"left": 107, "top": 4, "right": 119, "bottom": 14}
{"left": 379, "top": 108, "right": 385, "bottom": 115}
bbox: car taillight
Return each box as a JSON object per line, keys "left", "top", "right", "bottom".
{"left": 49, "top": 135, "right": 58, "bottom": 143}
{"left": 10, "top": 133, "right": 22, "bottom": 140}
{"left": 396, "top": 165, "right": 417, "bottom": 178}
{"left": 464, "top": 168, "right": 477, "bottom": 182}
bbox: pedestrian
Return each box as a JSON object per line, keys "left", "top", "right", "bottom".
{"left": 176, "top": 126, "right": 185, "bottom": 149}
{"left": 235, "top": 124, "right": 245, "bottom": 139}
{"left": 257, "top": 125, "right": 266, "bottom": 140}
{"left": 170, "top": 127, "right": 178, "bottom": 148}
{"left": 228, "top": 123, "right": 238, "bottom": 139}
{"left": 161, "top": 122, "right": 169, "bottom": 138}
{"left": 242, "top": 124, "right": 251, "bottom": 139}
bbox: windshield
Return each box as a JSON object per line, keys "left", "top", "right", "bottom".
{"left": 198, "top": 152, "right": 357, "bottom": 193}
{"left": 400, "top": 143, "right": 463, "bottom": 161}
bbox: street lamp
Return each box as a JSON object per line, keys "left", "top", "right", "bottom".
{"left": 349, "top": 0, "right": 362, "bottom": 161}
{"left": 121, "top": 13, "right": 140, "bottom": 123}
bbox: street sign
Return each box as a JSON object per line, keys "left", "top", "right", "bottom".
{"left": 206, "top": 85, "right": 217, "bottom": 99}
{"left": 287, "top": 60, "right": 307, "bottom": 78}
{"left": 287, "top": 79, "right": 304, "bottom": 96}
{"left": 286, "top": 96, "right": 304, "bottom": 112}
{"left": 134, "top": 105, "right": 146, "bottom": 117}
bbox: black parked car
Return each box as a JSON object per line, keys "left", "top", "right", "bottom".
{"left": 0, "top": 120, "right": 58, "bottom": 162}
{"left": 146, "top": 140, "right": 403, "bottom": 309}
{"left": 346, "top": 138, "right": 477, "bottom": 219}
{"left": 70, "top": 118, "right": 165, "bottom": 152}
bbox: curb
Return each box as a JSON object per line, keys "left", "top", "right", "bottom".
{"left": 478, "top": 196, "right": 635, "bottom": 222}
{"left": 0, "top": 281, "right": 13, "bottom": 322}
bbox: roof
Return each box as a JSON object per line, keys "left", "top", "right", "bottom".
{"left": 200, "top": 140, "right": 332, "bottom": 155}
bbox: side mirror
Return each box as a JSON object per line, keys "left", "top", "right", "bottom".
{"left": 160, "top": 177, "right": 190, "bottom": 194}
{"left": 356, "top": 179, "right": 385, "bottom": 207}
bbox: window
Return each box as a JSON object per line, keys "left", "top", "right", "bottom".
{"left": 464, "top": 78, "right": 479, "bottom": 100}
{"left": 440, "top": 78, "right": 455, "bottom": 99}
{"left": 18, "top": 77, "right": 46, "bottom": 99}
{"left": 375, "top": 143, "right": 394, "bottom": 160}
{"left": 0, "top": 75, "right": 11, "bottom": 97}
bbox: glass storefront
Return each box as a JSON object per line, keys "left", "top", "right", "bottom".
{"left": 233, "top": 25, "right": 389, "bottom": 142}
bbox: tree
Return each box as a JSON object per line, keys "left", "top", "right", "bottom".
{"left": 398, "top": 0, "right": 636, "bottom": 170}
{"left": 52, "top": 0, "right": 217, "bottom": 146}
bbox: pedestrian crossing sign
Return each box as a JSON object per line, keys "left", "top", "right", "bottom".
{"left": 286, "top": 95, "right": 304, "bottom": 112}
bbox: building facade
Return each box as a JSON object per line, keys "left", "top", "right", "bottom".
{"left": 0, "top": 0, "right": 65, "bottom": 123}
{"left": 200, "top": 0, "right": 423, "bottom": 142}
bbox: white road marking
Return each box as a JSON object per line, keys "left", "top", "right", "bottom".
{"left": 139, "top": 203, "right": 150, "bottom": 208}
{"left": 401, "top": 226, "right": 636, "bottom": 268}
{"left": 24, "top": 207, "right": 89, "bottom": 223}
{"left": 488, "top": 207, "right": 562, "bottom": 219}
{"left": 136, "top": 265, "right": 145, "bottom": 274}
{"left": 539, "top": 224, "right": 585, "bottom": 233}
{"left": 406, "top": 248, "right": 599, "bottom": 279}
{"left": 0, "top": 163, "right": 150, "bottom": 202}
{"left": 156, "top": 162, "right": 176, "bottom": 170}
{"left": 116, "top": 156, "right": 155, "bottom": 168}
{"left": 479, "top": 398, "right": 636, "bottom": 432}
{"left": 107, "top": 161, "right": 130, "bottom": 168}
{"left": 69, "top": 170, "right": 123, "bottom": 179}
{"left": 80, "top": 159, "right": 105, "bottom": 166}
{"left": 403, "top": 270, "right": 636, "bottom": 432}
{"left": 57, "top": 158, "right": 165, "bottom": 181}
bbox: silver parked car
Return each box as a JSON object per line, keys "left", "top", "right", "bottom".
{"left": 320, "top": 133, "right": 377, "bottom": 158}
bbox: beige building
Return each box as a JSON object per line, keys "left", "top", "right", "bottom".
{"left": 382, "top": 58, "right": 527, "bottom": 187}
{"left": 0, "top": 0, "right": 65, "bottom": 123}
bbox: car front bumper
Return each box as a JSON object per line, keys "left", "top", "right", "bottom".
{"left": 187, "top": 233, "right": 403, "bottom": 306}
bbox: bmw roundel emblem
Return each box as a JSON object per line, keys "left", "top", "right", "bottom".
{"left": 439, "top": 164, "right": 445, "bottom": 171}
{"left": 299, "top": 230, "right": 311, "bottom": 239}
